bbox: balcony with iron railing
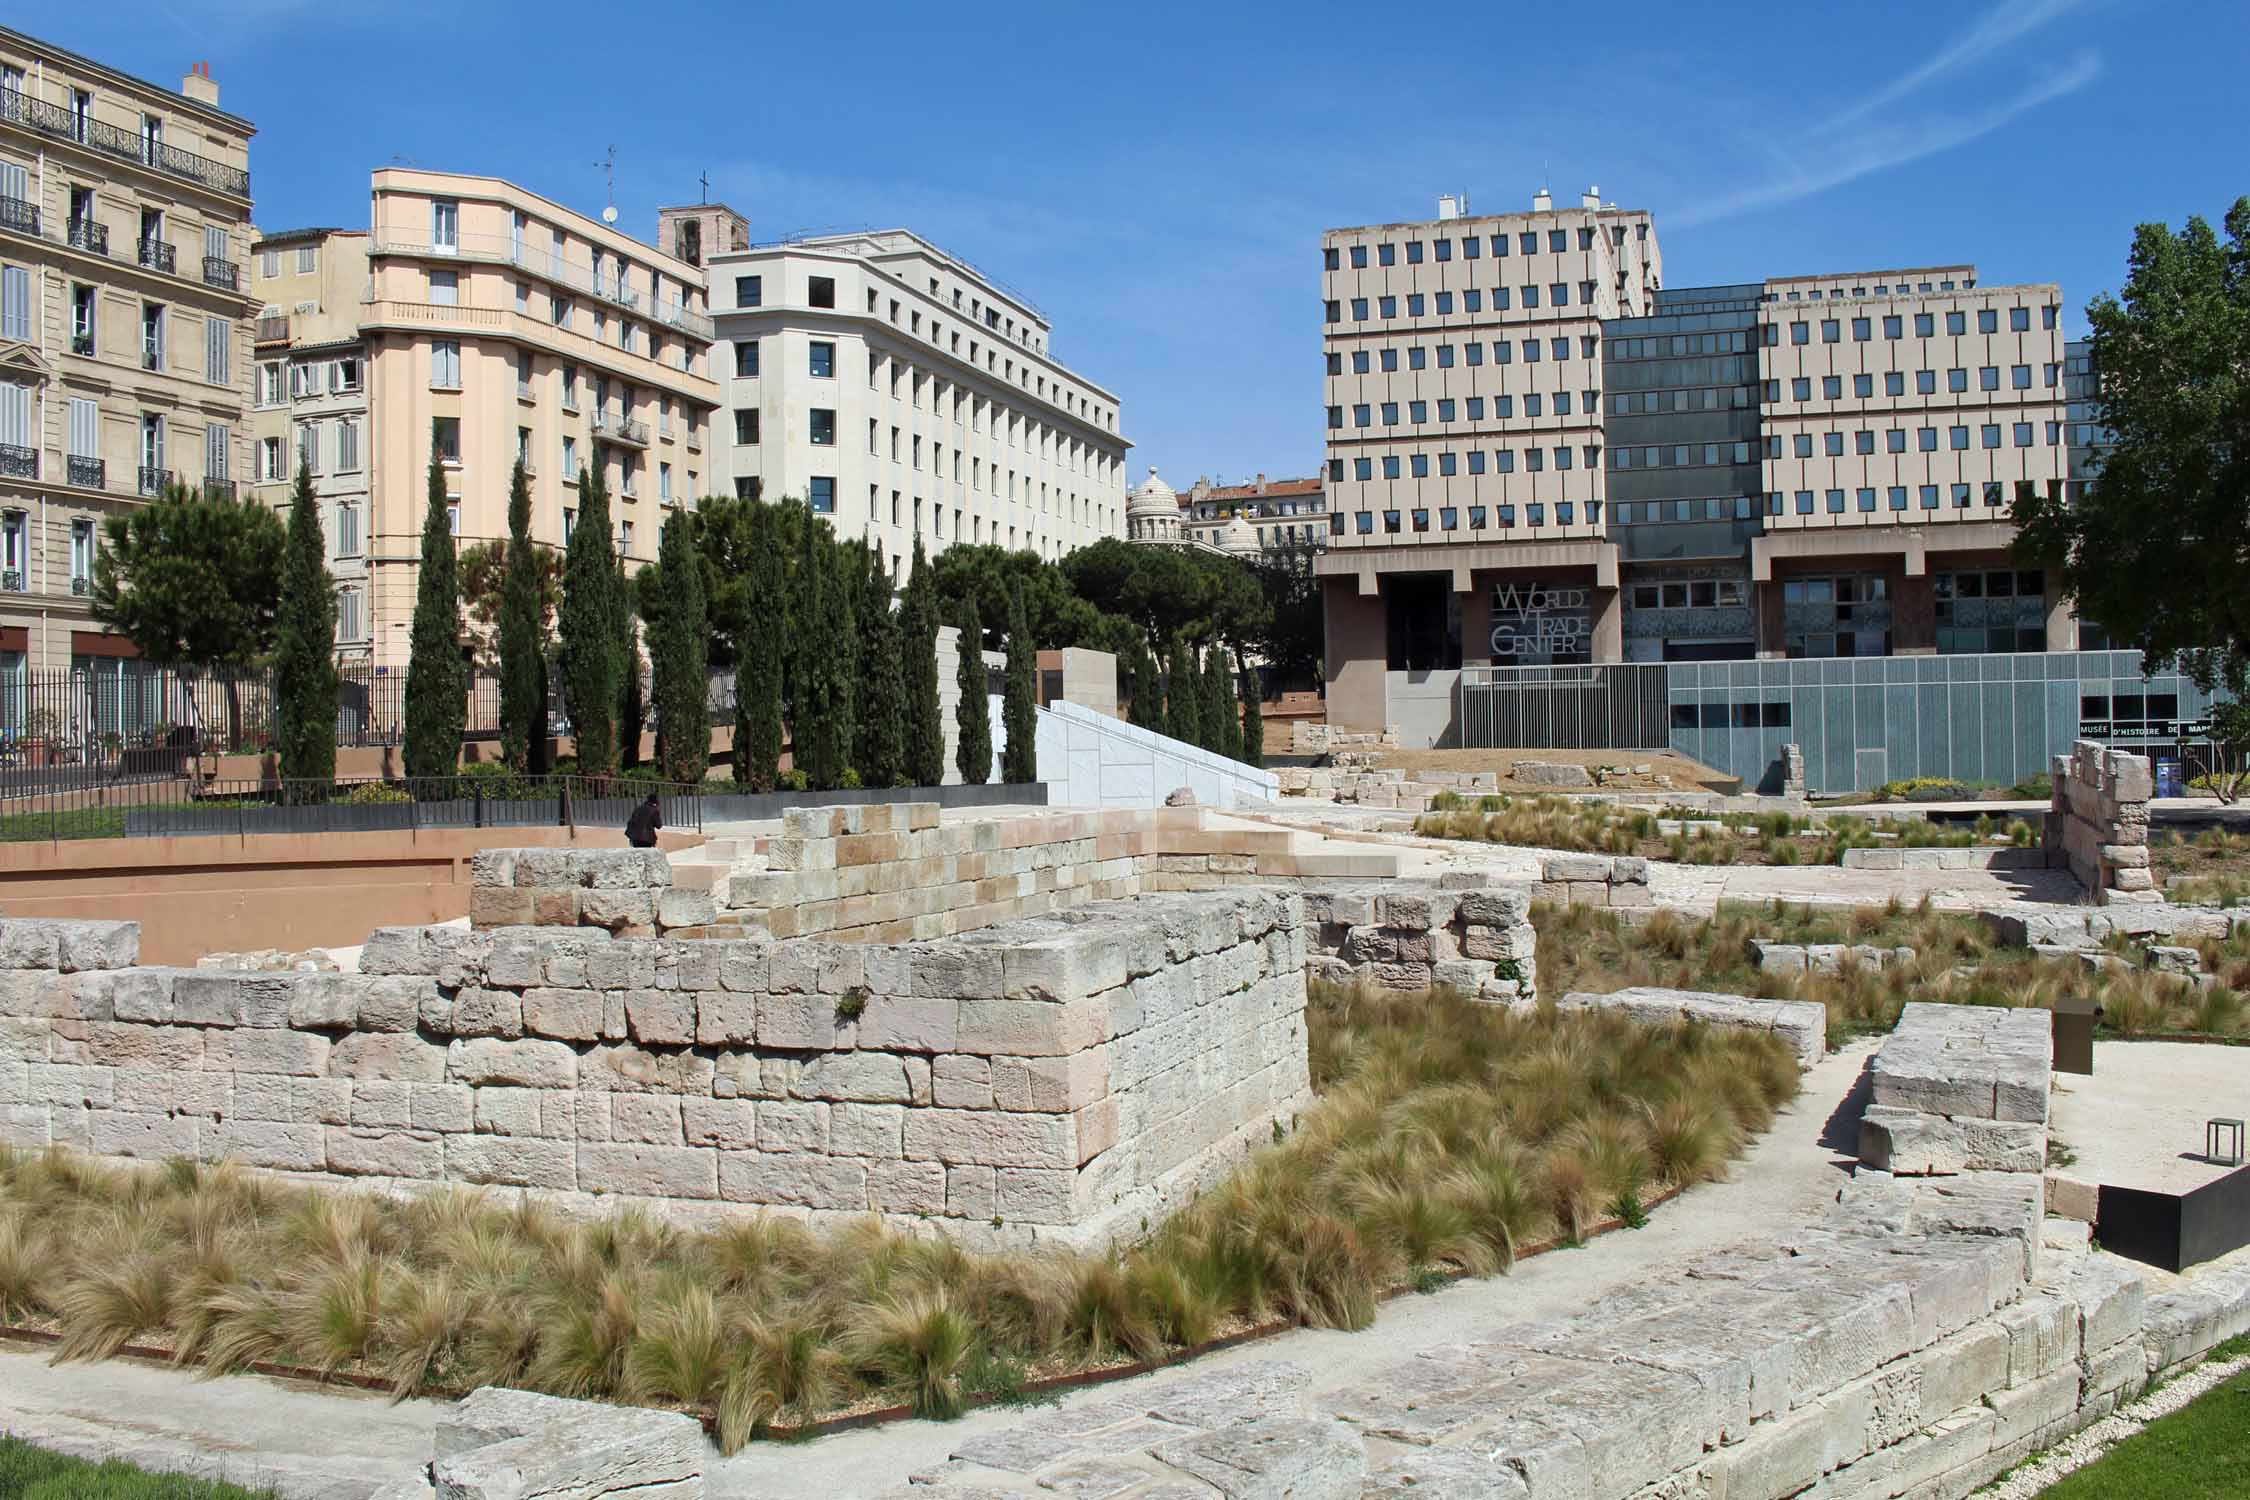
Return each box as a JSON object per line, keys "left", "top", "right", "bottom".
{"left": 366, "top": 230, "right": 713, "bottom": 339}
{"left": 203, "top": 256, "right": 239, "bottom": 291}
{"left": 0, "top": 446, "right": 35, "bottom": 481}
{"left": 202, "top": 476, "right": 237, "bottom": 500}
{"left": 66, "top": 219, "right": 107, "bottom": 256}
{"left": 70, "top": 330, "right": 94, "bottom": 356}
{"left": 138, "top": 466, "right": 170, "bottom": 497}
{"left": 590, "top": 408, "right": 649, "bottom": 446}
{"left": 66, "top": 456, "right": 105, "bottom": 490}
{"left": 0, "top": 87, "right": 250, "bottom": 198}
{"left": 141, "top": 339, "right": 163, "bottom": 372}
{"left": 70, "top": 575, "right": 89, "bottom": 597}
{"left": 255, "top": 314, "right": 290, "bottom": 344}
{"left": 137, "top": 237, "right": 175, "bottom": 274}
{"left": 1, "top": 570, "right": 21, "bottom": 593}
{"left": 0, "top": 194, "right": 38, "bottom": 238}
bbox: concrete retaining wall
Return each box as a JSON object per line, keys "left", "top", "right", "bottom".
{"left": 0, "top": 897, "right": 1311, "bottom": 1249}
{"left": 2047, "top": 739, "right": 2156, "bottom": 904}
{"left": 1034, "top": 701, "right": 1278, "bottom": 811}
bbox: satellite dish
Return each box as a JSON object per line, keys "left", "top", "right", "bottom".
{"left": 601, "top": 205, "right": 618, "bottom": 225}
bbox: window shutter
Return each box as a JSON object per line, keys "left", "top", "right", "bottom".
{"left": 0, "top": 383, "right": 29, "bottom": 448}
{"left": 68, "top": 398, "right": 97, "bottom": 458}
{"left": 0, "top": 265, "right": 28, "bottom": 342}
{"left": 205, "top": 424, "right": 229, "bottom": 480}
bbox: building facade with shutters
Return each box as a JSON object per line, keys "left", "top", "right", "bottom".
{"left": 704, "top": 228, "right": 1129, "bottom": 581}
{"left": 0, "top": 27, "right": 256, "bottom": 677}
{"left": 1317, "top": 187, "right": 2073, "bottom": 745}
{"left": 345, "top": 170, "right": 720, "bottom": 670}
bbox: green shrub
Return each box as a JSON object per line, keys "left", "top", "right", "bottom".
{"left": 340, "top": 782, "right": 411, "bottom": 806}
{"left": 0, "top": 1438, "right": 279, "bottom": 1500}
{"left": 782, "top": 769, "right": 810, "bottom": 793}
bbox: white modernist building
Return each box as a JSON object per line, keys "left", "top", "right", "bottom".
{"left": 705, "top": 226, "right": 1130, "bottom": 577}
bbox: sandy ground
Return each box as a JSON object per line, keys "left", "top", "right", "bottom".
{"left": 2052, "top": 1039, "right": 2250, "bottom": 1194}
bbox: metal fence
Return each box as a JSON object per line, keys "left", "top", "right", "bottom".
{"left": 1458, "top": 663, "right": 1671, "bottom": 750}
{"left": 0, "top": 773, "right": 706, "bottom": 843}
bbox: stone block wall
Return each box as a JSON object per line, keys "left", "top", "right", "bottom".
{"left": 1301, "top": 880, "right": 1537, "bottom": 1002}
{"left": 1534, "top": 852, "right": 1652, "bottom": 908}
{"left": 1860, "top": 1001, "right": 2052, "bottom": 1175}
{"left": 1552, "top": 986, "right": 1826, "bottom": 1069}
{"left": 2047, "top": 739, "right": 2156, "bottom": 904}
{"left": 0, "top": 896, "right": 1311, "bottom": 1249}
{"left": 468, "top": 849, "right": 681, "bottom": 936}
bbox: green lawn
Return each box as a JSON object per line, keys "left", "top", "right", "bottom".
{"left": 0, "top": 807, "right": 129, "bottom": 842}
{"left": 2038, "top": 1358, "right": 2250, "bottom": 1498}
{"left": 0, "top": 1438, "right": 277, "bottom": 1499}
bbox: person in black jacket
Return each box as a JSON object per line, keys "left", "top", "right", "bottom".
{"left": 624, "top": 793, "right": 663, "bottom": 848}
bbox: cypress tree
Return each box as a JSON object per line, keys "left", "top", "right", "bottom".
{"left": 618, "top": 569, "right": 645, "bottom": 771}
{"left": 902, "top": 536, "right": 945, "bottom": 786}
{"left": 1127, "top": 640, "right": 1162, "bottom": 731}
{"left": 857, "top": 548, "right": 904, "bottom": 788}
{"left": 497, "top": 458, "right": 545, "bottom": 773}
{"left": 1238, "top": 654, "right": 1264, "bottom": 768}
{"left": 273, "top": 462, "right": 337, "bottom": 797}
{"left": 559, "top": 441, "right": 622, "bottom": 776}
{"left": 1001, "top": 581, "right": 1038, "bottom": 784}
{"left": 651, "top": 508, "right": 710, "bottom": 784}
{"left": 1164, "top": 637, "right": 1199, "bottom": 747}
{"left": 830, "top": 537, "right": 860, "bottom": 778}
{"left": 794, "top": 509, "right": 842, "bottom": 788}
{"left": 402, "top": 423, "right": 466, "bottom": 782}
{"left": 736, "top": 500, "right": 785, "bottom": 790}
{"left": 952, "top": 596, "right": 990, "bottom": 785}
{"left": 1206, "top": 645, "right": 1239, "bottom": 760}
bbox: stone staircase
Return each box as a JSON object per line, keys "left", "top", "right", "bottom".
{"left": 656, "top": 834, "right": 778, "bottom": 936}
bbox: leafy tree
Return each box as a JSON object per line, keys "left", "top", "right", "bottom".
{"left": 1238, "top": 654, "right": 1264, "bottom": 768}
{"left": 402, "top": 426, "right": 465, "bottom": 780}
{"left": 927, "top": 543, "right": 1104, "bottom": 651}
{"left": 735, "top": 501, "right": 786, "bottom": 790}
{"left": 902, "top": 536, "right": 945, "bottom": 787}
{"left": 559, "top": 444, "right": 623, "bottom": 776}
{"left": 2015, "top": 197, "right": 2250, "bottom": 695}
{"left": 1164, "top": 637, "right": 1200, "bottom": 747}
{"left": 1002, "top": 582, "right": 1038, "bottom": 783}
{"left": 953, "top": 596, "right": 991, "bottom": 785}
{"left": 857, "top": 548, "right": 905, "bottom": 787}
{"left": 618, "top": 566, "right": 644, "bottom": 771}
{"left": 458, "top": 537, "right": 563, "bottom": 669}
{"left": 89, "top": 478, "right": 283, "bottom": 746}
{"left": 793, "top": 509, "right": 843, "bottom": 788}
{"left": 497, "top": 459, "right": 548, "bottom": 773}
{"left": 1063, "top": 538, "right": 1270, "bottom": 655}
{"left": 650, "top": 508, "right": 710, "bottom": 784}
{"left": 1249, "top": 536, "right": 1325, "bottom": 689}
{"left": 272, "top": 463, "right": 337, "bottom": 794}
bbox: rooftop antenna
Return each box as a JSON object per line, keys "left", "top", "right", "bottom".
{"left": 594, "top": 144, "right": 618, "bottom": 224}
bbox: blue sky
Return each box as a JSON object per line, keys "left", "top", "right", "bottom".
{"left": 57, "top": 0, "right": 2248, "bottom": 490}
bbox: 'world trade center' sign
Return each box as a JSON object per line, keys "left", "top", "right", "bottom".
{"left": 1490, "top": 582, "right": 1591, "bottom": 659}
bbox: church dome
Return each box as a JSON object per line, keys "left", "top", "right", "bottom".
{"left": 1126, "top": 466, "right": 1179, "bottom": 539}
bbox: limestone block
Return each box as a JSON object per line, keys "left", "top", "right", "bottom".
{"left": 991, "top": 1051, "right": 1109, "bottom": 1113}
{"left": 206, "top": 1119, "right": 327, "bottom": 1172}
{"left": 108, "top": 970, "right": 175, "bottom": 1024}
{"left": 609, "top": 1095, "right": 684, "bottom": 1146}
{"left": 830, "top": 1102, "right": 906, "bottom": 1158}
{"left": 431, "top": 1387, "right": 703, "bottom": 1500}
{"left": 866, "top": 1159, "right": 947, "bottom": 1215}
{"left": 1153, "top": 1417, "right": 1365, "bottom": 1500}
{"left": 573, "top": 849, "right": 674, "bottom": 890}
{"left": 1994, "top": 1294, "right": 2080, "bottom": 1391}
{"left": 1541, "top": 852, "right": 1612, "bottom": 882}
{"left": 0, "top": 921, "right": 60, "bottom": 969}
{"left": 450, "top": 988, "right": 525, "bottom": 1040}
{"left": 446, "top": 1134, "right": 576, "bottom": 1190}
{"left": 330, "top": 1032, "right": 448, "bottom": 1083}
{"left": 580, "top": 890, "right": 658, "bottom": 932}
{"left": 909, "top": 944, "right": 1004, "bottom": 1001}
{"left": 718, "top": 1151, "right": 868, "bottom": 1210}
{"left": 522, "top": 988, "right": 604, "bottom": 1042}
{"left": 87, "top": 1109, "right": 198, "bottom": 1160}
{"left": 756, "top": 1100, "right": 827, "bottom": 1153}
{"left": 577, "top": 1044, "right": 712, "bottom": 1096}
{"left": 213, "top": 1027, "right": 331, "bottom": 1077}
{"left": 1002, "top": 933, "right": 1128, "bottom": 1003}
{"left": 902, "top": 1108, "right": 1074, "bottom": 1167}
{"left": 447, "top": 1037, "right": 579, "bottom": 1089}
{"left": 577, "top": 1144, "right": 717, "bottom": 1200}
{"left": 2059, "top": 1253, "right": 2147, "bottom": 1355}
{"left": 956, "top": 995, "right": 1108, "bottom": 1057}
{"left": 50, "top": 921, "right": 137, "bottom": 973}
{"left": 853, "top": 996, "right": 958, "bottom": 1053}
{"left": 325, "top": 1128, "right": 443, "bottom": 1180}
{"left": 1858, "top": 1106, "right": 2044, "bottom": 1175}
{"left": 657, "top": 888, "right": 719, "bottom": 930}
{"left": 1361, "top": 1450, "right": 1528, "bottom": 1500}
{"left": 623, "top": 989, "right": 696, "bottom": 1047}
{"left": 932, "top": 1054, "right": 995, "bottom": 1110}
{"left": 755, "top": 993, "right": 858, "bottom": 1051}
{"left": 796, "top": 1052, "right": 914, "bottom": 1104}
{"left": 694, "top": 993, "right": 758, "bottom": 1047}
{"left": 681, "top": 1098, "right": 757, "bottom": 1150}
{"left": 470, "top": 887, "right": 533, "bottom": 929}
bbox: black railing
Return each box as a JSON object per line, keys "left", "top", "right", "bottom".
{"left": 70, "top": 331, "right": 94, "bottom": 356}
{"left": 66, "top": 219, "right": 107, "bottom": 256}
{"left": 0, "top": 773, "right": 706, "bottom": 843}
{"left": 202, "top": 477, "right": 237, "bottom": 500}
{"left": 137, "top": 237, "right": 175, "bottom": 273}
{"left": 0, "top": 445, "right": 34, "bottom": 480}
{"left": 202, "top": 256, "right": 238, "bottom": 291}
{"left": 0, "top": 195, "right": 37, "bottom": 237}
{"left": 66, "top": 455, "right": 104, "bottom": 489}
{"left": 0, "top": 89, "right": 249, "bottom": 197}
{"left": 137, "top": 465, "right": 171, "bottom": 496}
{"left": 255, "top": 314, "right": 289, "bottom": 343}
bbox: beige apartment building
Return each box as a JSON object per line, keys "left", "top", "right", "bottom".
{"left": 250, "top": 227, "right": 369, "bottom": 653}
{"left": 300, "top": 170, "right": 722, "bottom": 670}
{"left": 0, "top": 28, "right": 256, "bottom": 684}
{"left": 704, "top": 227, "right": 1129, "bottom": 578}
{"left": 1315, "top": 188, "right": 2072, "bottom": 743}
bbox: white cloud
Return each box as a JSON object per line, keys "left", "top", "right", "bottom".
{"left": 1825, "top": 0, "right": 2092, "bottom": 129}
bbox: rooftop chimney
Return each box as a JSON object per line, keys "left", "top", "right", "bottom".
{"left": 1531, "top": 187, "right": 1553, "bottom": 213}
{"left": 1581, "top": 185, "right": 1600, "bottom": 209}
{"left": 1436, "top": 193, "right": 1465, "bottom": 221}
{"left": 180, "top": 59, "right": 219, "bottom": 107}
{"left": 1254, "top": 472, "right": 1266, "bottom": 491}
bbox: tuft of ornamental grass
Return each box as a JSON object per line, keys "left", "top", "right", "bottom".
{"left": 0, "top": 987, "right": 1793, "bottom": 1448}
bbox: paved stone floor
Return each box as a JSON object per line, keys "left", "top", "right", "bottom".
{"left": 2052, "top": 1039, "right": 2250, "bottom": 1194}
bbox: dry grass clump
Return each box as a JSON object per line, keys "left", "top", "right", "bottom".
{"left": 1416, "top": 793, "right": 2033, "bottom": 868}
{"left": 0, "top": 988, "right": 1791, "bottom": 1446}
{"left": 1536, "top": 898, "right": 2250, "bottom": 1045}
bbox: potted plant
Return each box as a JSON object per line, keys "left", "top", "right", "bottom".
{"left": 22, "top": 708, "right": 65, "bottom": 768}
